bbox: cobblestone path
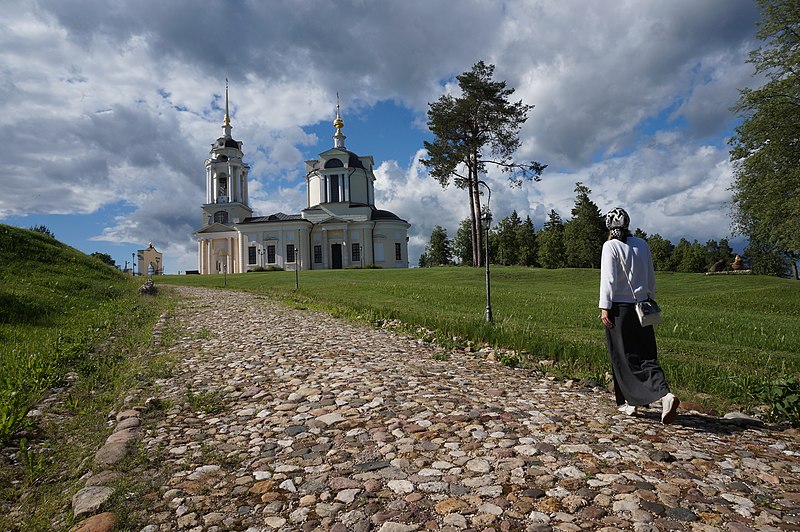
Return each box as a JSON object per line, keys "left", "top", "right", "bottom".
{"left": 137, "top": 286, "right": 800, "bottom": 531}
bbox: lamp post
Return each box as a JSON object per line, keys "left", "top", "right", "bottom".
{"left": 294, "top": 243, "right": 299, "bottom": 289}
{"left": 155, "top": 256, "right": 161, "bottom": 276}
{"left": 478, "top": 180, "right": 493, "bottom": 323}
{"left": 482, "top": 209, "right": 493, "bottom": 323}
{"left": 131, "top": 252, "right": 136, "bottom": 276}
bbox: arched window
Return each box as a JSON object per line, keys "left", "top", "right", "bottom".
{"left": 324, "top": 158, "right": 344, "bottom": 169}
{"left": 217, "top": 174, "right": 228, "bottom": 199}
{"left": 213, "top": 211, "right": 229, "bottom": 224}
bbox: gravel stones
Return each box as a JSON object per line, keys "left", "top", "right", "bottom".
{"left": 130, "top": 286, "right": 800, "bottom": 530}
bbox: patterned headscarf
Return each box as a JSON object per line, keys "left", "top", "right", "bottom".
{"left": 605, "top": 207, "right": 630, "bottom": 241}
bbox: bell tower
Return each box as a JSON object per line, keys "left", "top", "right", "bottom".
{"left": 201, "top": 81, "right": 252, "bottom": 227}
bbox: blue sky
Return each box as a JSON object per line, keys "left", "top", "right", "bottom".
{"left": 0, "top": 0, "right": 762, "bottom": 273}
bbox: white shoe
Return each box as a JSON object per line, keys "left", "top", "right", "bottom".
{"left": 661, "top": 393, "right": 680, "bottom": 424}
{"left": 618, "top": 403, "right": 636, "bottom": 416}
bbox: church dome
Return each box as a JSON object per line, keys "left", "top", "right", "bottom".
{"left": 347, "top": 151, "right": 364, "bottom": 169}
{"left": 215, "top": 137, "right": 240, "bottom": 149}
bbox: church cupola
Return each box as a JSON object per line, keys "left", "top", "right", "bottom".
{"left": 302, "top": 98, "right": 377, "bottom": 212}
{"left": 333, "top": 93, "right": 346, "bottom": 149}
{"left": 200, "top": 81, "right": 252, "bottom": 227}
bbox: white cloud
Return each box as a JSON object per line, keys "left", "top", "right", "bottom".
{"left": 0, "top": 0, "right": 761, "bottom": 268}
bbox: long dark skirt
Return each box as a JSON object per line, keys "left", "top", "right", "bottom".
{"left": 605, "top": 302, "right": 670, "bottom": 407}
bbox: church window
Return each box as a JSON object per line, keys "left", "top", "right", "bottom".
{"left": 218, "top": 155, "right": 228, "bottom": 162}
{"left": 352, "top": 243, "right": 361, "bottom": 263}
{"left": 330, "top": 174, "right": 340, "bottom": 202}
{"left": 213, "top": 211, "right": 228, "bottom": 224}
{"left": 217, "top": 175, "right": 228, "bottom": 199}
{"left": 286, "top": 244, "right": 296, "bottom": 263}
{"left": 314, "top": 245, "right": 322, "bottom": 263}
{"left": 325, "top": 158, "right": 344, "bottom": 168}
{"left": 248, "top": 246, "right": 257, "bottom": 264}
{"left": 267, "top": 245, "right": 276, "bottom": 264}
{"left": 395, "top": 243, "right": 402, "bottom": 261}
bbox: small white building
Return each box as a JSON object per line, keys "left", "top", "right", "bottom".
{"left": 194, "top": 89, "right": 410, "bottom": 273}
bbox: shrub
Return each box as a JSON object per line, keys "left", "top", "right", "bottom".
{"left": 755, "top": 375, "right": 800, "bottom": 426}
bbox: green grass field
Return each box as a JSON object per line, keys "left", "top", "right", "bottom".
{"left": 0, "top": 225, "right": 168, "bottom": 529}
{"left": 0, "top": 225, "right": 162, "bottom": 442}
{"left": 158, "top": 266, "right": 800, "bottom": 412}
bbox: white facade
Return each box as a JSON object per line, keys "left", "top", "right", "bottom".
{"left": 194, "top": 92, "right": 410, "bottom": 273}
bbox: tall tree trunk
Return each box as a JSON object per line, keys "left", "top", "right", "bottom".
{"left": 471, "top": 151, "right": 484, "bottom": 267}
{"left": 473, "top": 175, "right": 484, "bottom": 266}
{"left": 467, "top": 171, "right": 478, "bottom": 267}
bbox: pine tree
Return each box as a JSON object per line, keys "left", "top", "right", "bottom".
{"left": 537, "top": 209, "right": 566, "bottom": 269}
{"left": 425, "top": 226, "right": 453, "bottom": 266}
{"left": 418, "top": 252, "right": 429, "bottom": 268}
{"left": 422, "top": 61, "right": 546, "bottom": 267}
{"left": 563, "top": 183, "right": 606, "bottom": 268}
{"left": 494, "top": 210, "right": 522, "bottom": 265}
{"left": 453, "top": 218, "right": 474, "bottom": 266}
{"left": 517, "top": 215, "right": 537, "bottom": 267}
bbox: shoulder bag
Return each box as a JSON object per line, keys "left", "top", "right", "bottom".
{"left": 617, "top": 253, "right": 662, "bottom": 327}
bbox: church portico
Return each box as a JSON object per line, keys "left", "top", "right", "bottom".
{"left": 194, "top": 87, "right": 409, "bottom": 273}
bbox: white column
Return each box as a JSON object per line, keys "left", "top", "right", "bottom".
{"left": 198, "top": 240, "right": 204, "bottom": 273}
{"left": 227, "top": 162, "right": 232, "bottom": 202}
{"left": 344, "top": 174, "right": 350, "bottom": 202}
{"left": 343, "top": 227, "right": 348, "bottom": 268}
{"left": 242, "top": 170, "right": 247, "bottom": 206}
{"left": 230, "top": 166, "right": 237, "bottom": 204}
{"left": 323, "top": 230, "right": 328, "bottom": 269}
{"left": 230, "top": 237, "right": 235, "bottom": 273}
{"left": 206, "top": 166, "right": 213, "bottom": 203}
{"left": 238, "top": 235, "right": 246, "bottom": 273}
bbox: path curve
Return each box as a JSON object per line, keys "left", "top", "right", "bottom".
{"left": 136, "top": 286, "right": 799, "bottom": 531}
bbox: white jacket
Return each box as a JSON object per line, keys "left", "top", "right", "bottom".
{"left": 598, "top": 236, "right": 656, "bottom": 309}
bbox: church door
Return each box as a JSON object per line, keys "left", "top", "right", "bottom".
{"left": 331, "top": 244, "right": 342, "bottom": 269}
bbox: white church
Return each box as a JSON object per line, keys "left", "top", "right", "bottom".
{"left": 194, "top": 88, "right": 410, "bottom": 274}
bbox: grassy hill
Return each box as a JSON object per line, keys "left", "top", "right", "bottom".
{"left": 0, "top": 224, "right": 169, "bottom": 529}
{"left": 159, "top": 266, "right": 800, "bottom": 415}
{"left": 0, "top": 224, "right": 160, "bottom": 442}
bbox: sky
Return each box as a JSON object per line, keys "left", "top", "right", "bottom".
{"left": 0, "top": 0, "right": 763, "bottom": 273}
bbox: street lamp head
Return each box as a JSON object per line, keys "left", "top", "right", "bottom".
{"left": 482, "top": 210, "right": 492, "bottom": 225}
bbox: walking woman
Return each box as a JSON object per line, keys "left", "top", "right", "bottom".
{"left": 599, "top": 208, "right": 679, "bottom": 424}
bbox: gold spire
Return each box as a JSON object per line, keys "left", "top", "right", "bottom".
{"left": 333, "top": 91, "right": 344, "bottom": 130}
{"left": 223, "top": 78, "right": 231, "bottom": 128}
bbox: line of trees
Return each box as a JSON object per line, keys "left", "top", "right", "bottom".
{"left": 420, "top": 182, "right": 775, "bottom": 275}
